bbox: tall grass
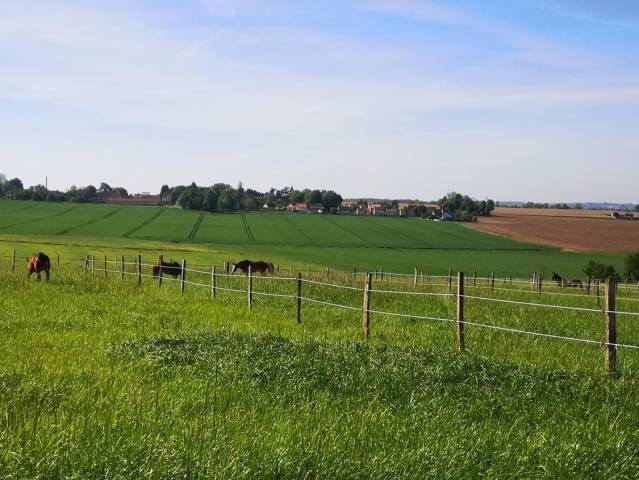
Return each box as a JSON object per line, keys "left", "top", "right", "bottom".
{"left": 1, "top": 267, "right": 639, "bottom": 478}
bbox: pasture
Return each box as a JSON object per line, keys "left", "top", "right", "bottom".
{"left": 2, "top": 262, "right": 639, "bottom": 477}
{"left": 0, "top": 200, "right": 628, "bottom": 277}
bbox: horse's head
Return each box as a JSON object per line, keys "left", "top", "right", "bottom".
{"left": 267, "top": 262, "right": 274, "bottom": 272}
{"left": 551, "top": 272, "right": 561, "bottom": 281}
{"left": 231, "top": 263, "right": 237, "bottom": 274}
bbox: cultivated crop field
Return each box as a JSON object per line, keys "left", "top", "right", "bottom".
{"left": 471, "top": 207, "right": 639, "bottom": 253}
{"left": 0, "top": 200, "right": 628, "bottom": 277}
{"left": 2, "top": 262, "right": 639, "bottom": 478}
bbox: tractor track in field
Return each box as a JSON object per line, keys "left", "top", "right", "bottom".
{"left": 188, "top": 214, "right": 205, "bottom": 240}
{"left": 281, "top": 214, "right": 316, "bottom": 246}
{"left": 241, "top": 214, "right": 255, "bottom": 241}
{"left": 122, "top": 209, "right": 165, "bottom": 238}
{"left": 0, "top": 205, "right": 81, "bottom": 231}
{"left": 55, "top": 207, "right": 124, "bottom": 235}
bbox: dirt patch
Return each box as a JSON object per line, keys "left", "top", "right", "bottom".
{"left": 469, "top": 210, "right": 639, "bottom": 253}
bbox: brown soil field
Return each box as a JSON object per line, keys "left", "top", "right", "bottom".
{"left": 469, "top": 208, "right": 639, "bottom": 253}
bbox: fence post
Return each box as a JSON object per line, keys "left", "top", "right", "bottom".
{"left": 605, "top": 278, "right": 617, "bottom": 374}
{"left": 158, "top": 254, "right": 163, "bottom": 287}
{"left": 211, "top": 265, "right": 216, "bottom": 299}
{"left": 473, "top": 270, "right": 476, "bottom": 287}
{"left": 538, "top": 274, "right": 543, "bottom": 295}
{"left": 248, "top": 265, "right": 253, "bottom": 309}
{"left": 447, "top": 268, "right": 452, "bottom": 293}
{"left": 490, "top": 272, "right": 495, "bottom": 293}
{"left": 326, "top": 265, "right": 330, "bottom": 278}
{"left": 120, "top": 255, "right": 124, "bottom": 282}
{"left": 11, "top": 250, "right": 15, "bottom": 272}
{"left": 297, "top": 272, "right": 302, "bottom": 324}
{"left": 104, "top": 255, "right": 107, "bottom": 277}
{"left": 413, "top": 268, "right": 418, "bottom": 288}
{"left": 57, "top": 253, "right": 60, "bottom": 267}
{"left": 596, "top": 280, "right": 601, "bottom": 306}
{"left": 587, "top": 276, "right": 591, "bottom": 294}
{"left": 137, "top": 254, "right": 142, "bottom": 286}
{"left": 362, "top": 273, "right": 372, "bottom": 339}
{"left": 532, "top": 273, "right": 536, "bottom": 291}
{"left": 91, "top": 256, "right": 95, "bottom": 277}
{"left": 456, "top": 272, "right": 465, "bottom": 352}
{"left": 180, "top": 259, "right": 186, "bottom": 293}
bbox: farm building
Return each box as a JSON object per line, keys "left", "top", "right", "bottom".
{"left": 287, "top": 203, "right": 307, "bottom": 213}
{"left": 103, "top": 193, "right": 162, "bottom": 206}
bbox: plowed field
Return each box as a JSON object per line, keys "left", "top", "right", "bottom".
{"left": 469, "top": 208, "right": 639, "bottom": 253}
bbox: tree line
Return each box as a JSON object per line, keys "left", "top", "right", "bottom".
{"left": 437, "top": 192, "right": 495, "bottom": 221}
{"left": 164, "top": 183, "right": 343, "bottom": 213}
{"left": 0, "top": 175, "right": 127, "bottom": 203}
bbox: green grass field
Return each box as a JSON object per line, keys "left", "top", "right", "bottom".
{"left": 2, "top": 265, "right": 639, "bottom": 478}
{"left": 0, "top": 200, "right": 627, "bottom": 277}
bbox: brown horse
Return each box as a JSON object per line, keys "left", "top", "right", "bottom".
{"left": 551, "top": 272, "right": 583, "bottom": 288}
{"left": 27, "top": 252, "right": 51, "bottom": 281}
{"left": 231, "top": 260, "right": 274, "bottom": 275}
{"left": 152, "top": 259, "right": 182, "bottom": 278}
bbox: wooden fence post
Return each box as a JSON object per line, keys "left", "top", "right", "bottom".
{"left": 587, "top": 276, "right": 591, "bottom": 294}
{"left": 447, "top": 268, "right": 452, "bottom": 293}
{"left": 362, "top": 273, "right": 372, "bottom": 339}
{"left": 120, "top": 255, "right": 124, "bottom": 282}
{"left": 297, "top": 272, "right": 302, "bottom": 324}
{"left": 84, "top": 255, "right": 88, "bottom": 274}
{"left": 137, "top": 254, "right": 142, "bottom": 286}
{"left": 211, "top": 265, "right": 216, "bottom": 299}
{"left": 180, "top": 259, "right": 186, "bottom": 293}
{"left": 158, "top": 254, "right": 163, "bottom": 287}
{"left": 11, "top": 250, "right": 15, "bottom": 272}
{"left": 473, "top": 270, "right": 476, "bottom": 287}
{"left": 247, "top": 265, "right": 253, "bottom": 309}
{"left": 413, "top": 268, "right": 418, "bottom": 288}
{"left": 326, "top": 265, "right": 330, "bottom": 278}
{"left": 456, "top": 272, "right": 465, "bottom": 352}
{"left": 490, "top": 272, "right": 495, "bottom": 293}
{"left": 538, "top": 274, "right": 543, "bottom": 295}
{"left": 104, "top": 255, "right": 107, "bottom": 277}
{"left": 91, "top": 256, "right": 95, "bottom": 276}
{"left": 596, "top": 280, "right": 601, "bottom": 307}
{"left": 605, "top": 278, "right": 617, "bottom": 373}
{"left": 57, "top": 253, "right": 60, "bottom": 267}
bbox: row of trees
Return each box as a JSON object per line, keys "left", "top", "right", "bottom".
{"left": 0, "top": 175, "right": 127, "bottom": 203}
{"left": 437, "top": 192, "right": 495, "bottom": 221}
{"left": 582, "top": 252, "right": 639, "bottom": 282}
{"left": 162, "top": 183, "right": 343, "bottom": 213}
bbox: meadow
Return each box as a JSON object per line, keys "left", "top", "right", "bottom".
{"left": 0, "top": 200, "right": 628, "bottom": 277}
{"left": 2, "top": 262, "right": 639, "bottom": 478}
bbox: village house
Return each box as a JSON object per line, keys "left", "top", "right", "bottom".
{"left": 287, "top": 202, "right": 307, "bottom": 213}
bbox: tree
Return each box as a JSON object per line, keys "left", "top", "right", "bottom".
{"left": 625, "top": 252, "right": 639, "bottom": 282}
{"left": 321, "top": 190, "right": 342, "bottom": 212}
{"left": 203, "top": 188, "right": 219, "bottom": 212}
{"left": 304, "top": 189, "right": 322, "bottom": 206}
{"left": 635, "top": 205, "right": 639, "bottom": 213}
{"left": 98, "top": 182, "right": 112, "bottom": 193}
{"left": 583, "top": 260, "right": 618, "bottom": 281}
{"left": 217, "top": 187, "right": 237, "bottom": 210}
{"left": 160, "top": 184, "right": 170, "bottom": 196}
{"left": 289, "top": 190, "right": 304, "bottom": 204}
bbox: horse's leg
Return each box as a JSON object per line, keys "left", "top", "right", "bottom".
{"left": 36, "top": 271, "right": 41, "bottom": 281}
{"left": 46, "top": 269, "right": 50, "bottom": 281}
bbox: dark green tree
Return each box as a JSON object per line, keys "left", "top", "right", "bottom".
{"left": 625, "top": 252, "right": 639, "bottom": 282}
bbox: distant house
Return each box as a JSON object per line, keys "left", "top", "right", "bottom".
{"left": 287, "top": 202, "right": 307, "bottom": 213}
{"left": 308, "top": 203, "right": 324, "bottom": 214}
{"left": 103, "top": 193, "right": 161, "bottom": 206}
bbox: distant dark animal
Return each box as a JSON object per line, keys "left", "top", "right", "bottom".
{"left": 231, "top": 260, "right": 274, "bottom": 275}
{"left": 551, "top": 272, "right": 583, "bottom": 288}
{"left": 152, "top": 259, "right": 182, "bottom": 278}
{"left": 27, "top": 252, "right": 51, "bottom": 281}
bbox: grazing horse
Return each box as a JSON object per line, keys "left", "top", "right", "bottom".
{"left": 27, "top": 252, "right": 51, "bottom": 281}
{"left": 152, "top": 259, "right": 182, "bottom": 278}
{"left": 231, "top": 260, "right": 274, "bottom": 275}
{"left": 551, "top": 272, "right": 583, "bottom": 288}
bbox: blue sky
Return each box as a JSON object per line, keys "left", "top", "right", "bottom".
{"left": 1, "top": 0, "right": 638, "bottom": 202}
